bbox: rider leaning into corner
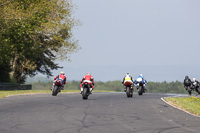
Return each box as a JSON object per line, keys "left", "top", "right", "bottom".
{"left": 191, "top": 77, "right": 200, "bottom": 95}
{"left": 52, "top": 71, "right": 67, "bottom": 90}
{"left": 183, "top": 75, "right": 192, "bottom": 90}
{"left": 122, "top": 73, "right": 135, "bottom": 92}
{"left": 80, "top": 72, "right": 95, "bottom": 94}
{"left": 135, "top": 74, "right": 147, "bottom": 91}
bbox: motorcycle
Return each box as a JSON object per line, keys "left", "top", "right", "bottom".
{"left": 52, "top": 79, "right": 63, "bottom": 96}
{"left": 136, "top": 81, "right": 145, "bottom": 95}
{"left": 191, "top": 82, "right": 200, "bottom": 95}
{"left": 186, "top": 85, "right": 192, "bottom": 95}
{"left": 184, "top": 82, "right": 192, "bottom": 95}
{"left": 124, "top": 81, "right": 133, "bottom": 97}
{"left": 82, "top": 82, "right": 91, "bottom": 100}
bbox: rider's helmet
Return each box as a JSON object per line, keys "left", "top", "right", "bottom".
{"left": 193, "top": 78, "right": 196, "bottom": 82}
{"left": 60, "top": 71, "right": 65, "bottom": 75}
{"left": 126, "top": 73, "right": 130, "bottom": 76}
{"left": 139, "top": 74, "right": 143, "bottom": 78}
{"left": 86, "top": 72, "right": 91, "bottom": 75}
{"left": 185, "top": 76, "right": 189, "bottom": 79}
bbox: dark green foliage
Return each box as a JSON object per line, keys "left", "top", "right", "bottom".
{"left": 95, "top": 81, "right": 123, "bottom": 92}
{"left": 0, "top": 0, "right": 79, "bottom": 83}
{"left": 147, "top": 81, "right": 186, "bottom": 94}
{"left": 0, "top": 63, "right": 11, "bottom": 82}
{"left": 29, "top": 80, "right": 187, "bottom": 94}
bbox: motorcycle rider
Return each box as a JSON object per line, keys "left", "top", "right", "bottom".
{"left": 191, "top": 78, "right": 200, "bottom": 95}
{"left": 122, "top": 73, "right": 135, "bottom": 92}
{"left": 52, "top": 71, "right": 66, "bottom": 90}
{"left": 183, "top": 76, "right": 192, "bottom": 91}
{"left": 80, "top": 72, "right": 95, "bottom": 94}
{"left": 135, "top": 74, "right": 147, "bottom": 91}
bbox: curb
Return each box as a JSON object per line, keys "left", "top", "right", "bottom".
{"left": 161, "top": 96, "right": 200, "bottom": 118}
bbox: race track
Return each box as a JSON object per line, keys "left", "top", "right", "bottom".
{"left": 0, "top": 92, "right": 199, "bottom": 133}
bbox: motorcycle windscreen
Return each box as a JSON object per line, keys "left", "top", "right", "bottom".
{"left": 56, "top": 79, "right": 63, "bottom": 85}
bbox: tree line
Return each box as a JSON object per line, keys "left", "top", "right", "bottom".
{"left": 0, "top": 0, "right": 79, "bottom": 83}
{"left": 30, "top": 80, "right": 189, "bottom": 94}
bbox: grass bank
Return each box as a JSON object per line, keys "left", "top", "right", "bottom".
{"left": 164, "top": 96, "right": 200, "bottom": 116}
{"left": 0, "top": 90, "right": 115, "bottom": 99}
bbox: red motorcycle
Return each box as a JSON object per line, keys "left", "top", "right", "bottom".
{"left": 82, "top": 81, "right": 92, "bottom": 100}
{"left": 124, "top": 81, "right": 133, "bottom": 97}
{"left": 52, "top": 79, "right": 63, "bottom": 96}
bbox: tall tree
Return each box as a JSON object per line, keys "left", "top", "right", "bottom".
{"left": 0, "top": 0, "right": 79, "bottom": 83}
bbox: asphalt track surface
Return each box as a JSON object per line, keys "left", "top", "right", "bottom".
{"left": 0, "top": 92, "right": 200, "bottom": 133}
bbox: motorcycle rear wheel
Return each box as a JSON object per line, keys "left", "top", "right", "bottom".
{"left": 82, "top": 88, "right": 88, "bottom": 100}
{"left": 196, "top": 88, "right": 200, "bottom": 95}
{"left": 138, "top": 86, "right": 143, "bottom": 95}
{"left": 126, "top": 87, "right": 133, "bottom": 98}
{"left": 187, "top": 86, "right": 191, "bottom": 95}
{"left": 126, "top": 87, "right": 130, "bottom": 97}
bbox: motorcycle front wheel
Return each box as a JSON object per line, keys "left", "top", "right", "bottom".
{"left": 52, "top": 86, "right": 59, "bottom": 96}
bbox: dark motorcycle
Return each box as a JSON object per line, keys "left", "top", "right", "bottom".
{"left": 186, "top": 85, "right": 192, "bottom": 95}
{"left": 52, "top": 79, "right": 63, "bottom": 96}
{"left": 124, "top": 81, "right": 133, "bottom": 97}
{"left": 191, "top": 82, "right": 200, "bottom": 95}
{"left": 184, "top": 81, "right": 192, "bottom": 95}
{"left": 82, "top": 82, "right": 91, "bottom": 100}
{"left": 136, "top": 81, "right": 145, "bottom": 95}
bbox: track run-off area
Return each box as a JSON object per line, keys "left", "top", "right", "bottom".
{"left": 0, "top": 92, "right": 199, "bottom": 133}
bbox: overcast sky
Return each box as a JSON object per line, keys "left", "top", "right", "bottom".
{"left": 53, "top": 0, "right": 200, "bottom": 82}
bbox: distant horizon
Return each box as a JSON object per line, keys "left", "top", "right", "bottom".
{"left": 26, "top": 74, "right": 185, "bottom": 83}
{"left": 24, "top": 0, "right": 200, "bottom": 84}
{"left": 27, "top": 63, "right": 200, "bottom": 83}
{"left": 51, "top": 0, "right": 200, "bottom": 83}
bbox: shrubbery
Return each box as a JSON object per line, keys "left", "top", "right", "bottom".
{"left": 30, "top": 80, "right": 188, "bottom": 94}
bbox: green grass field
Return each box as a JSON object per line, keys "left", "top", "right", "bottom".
{"left": 0, "top": 90, "right": 115, "bottom": 99}
{"left": 164, "top": 96, "right": 200, "bottom": 116}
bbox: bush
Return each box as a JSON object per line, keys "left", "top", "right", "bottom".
{"left": 28, "top": 80, "right": 187, "bottom": 94}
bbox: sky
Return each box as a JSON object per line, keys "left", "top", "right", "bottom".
{"left": 52, "top": 0, "right": 200, "bottom": 82}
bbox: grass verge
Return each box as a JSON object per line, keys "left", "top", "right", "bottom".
{"left": 0, "top": 90, "right": 115, "bottom": 99}
{"left": 164, "top": 96, "right": 200, "bottom": 116}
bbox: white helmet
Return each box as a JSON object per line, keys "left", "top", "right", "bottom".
{"left": 126, "top": 73, "right": 130, "bottom": 77}
{"left": 139, "top": 74, "right": 143, "bottom": 77}
{"left": 193, "top": 78, "right": 196, "bottom": 82}
{"left": 60, "top": 71, "right": 65, "bottom": 75}
{"left": 86, "top": 72, "right": 91, "bottom": 75}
